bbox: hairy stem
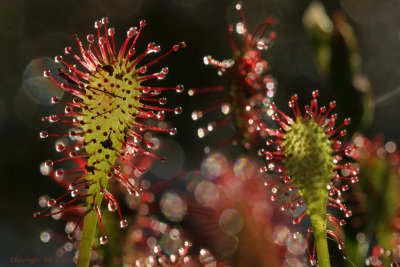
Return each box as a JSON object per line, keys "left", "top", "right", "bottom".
{"left": 77, "top": 187, "right": 104, "bottom": 267}
{"left": 309, "top": 211, "right": 330, "bottom": 267}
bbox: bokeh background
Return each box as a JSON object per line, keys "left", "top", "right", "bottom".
{"left": 0, "top": 0, "right": 399, "bottom": 266}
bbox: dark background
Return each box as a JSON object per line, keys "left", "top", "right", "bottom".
{"left": 0, "top": 0, "right": 399, "bottom": 265}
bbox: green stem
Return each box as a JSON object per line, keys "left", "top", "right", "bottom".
{"left": 77, "top": 188, "right": 104, "bottom": 267}
{"left": 309, "top": 212, "right": 330, "bottom": 267}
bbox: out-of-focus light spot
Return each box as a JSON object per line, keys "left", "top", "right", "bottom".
{"left": 266, "top": 81, "right": 275, "bottom": 90}
{"left": 186, "top": 170, "right": 203, "bottom": 192}
{"left": 160, "top": 232, "right": 182, "bottom": 256}
{"left": 140, "top": 179, "right": 151, "bottom": 190}
{"left": 64, "top": 242, "right": 73, "bottom": 252}
{"left": 219, "top": 209, "right": 244, "bottom": 235}
{"left": 341, "top": 168, "right": 350, "bottom": 177}
{"left": 191, "top": 110, "right": 203, "bottom": 121}
{"left": 272, "top": 225, "right": 290, "bottom": 246}
{"left": 150, "top": 139, "right": 184, "bottom": 179}
{"left": 40, "top": 162, "right": 51, "bottom": 176}
{"left": 255, "top": 62, "right": 264, "bottom": 74}
{"left": 169, "top": 228, "right": 180, "bottom": 240}
{"left": 21, "top": 57, "right": 65, "bottom": 106}
{"left": 377, "top": 147, "right": 386, "bottom": 158}
{"left": 197, "top": 128, "right": 205, "bottom": 138}
{"left": 65, "top": 222, "right": 75, "bottom": 234}
{"left": 152, "top": 220, "right": 168, "bottom": 234}
{"left": 40, "top": 231, "right": 51, "bottom": 243}
{"left": 233, "top": 157, "right": 256, "bottom": 179}
{"left": 201, "top": 153, "right": 228, "bottom": 179}
{"left": 38, "top": 195, "right": 49, "bottom": 208}
{"left": 160, "top": 193, "right": 187, "bottom": 222}
{"left": 353, "top": 135, "right": 364, "bottom": 147}
{"left": 286, "top": 233, "right": 306, "bottom": 255}
{"left": 385, "top": 141, "right": 396, "bottom": 153}
{"left": 147, "top": 237, "right": 157, "bottom": 248}
{"left": 263, "top": 97, "right": 271, "bottom": 106}
{"left": 150, "top": 137, "right": 160, "bottom": 150}
{"left": 51, "top": 208, "right": 61, "bottom": 220}
{"left": 236, "top": 22, "right": 245, "bottom": 34}
{"left": 195, "top": 181, "right": 219, "bottom": 207}
{"left": 221, "top": 103, "right": 231, "bottom": 115}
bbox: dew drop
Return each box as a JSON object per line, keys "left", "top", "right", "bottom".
{"left": 43, "top": 70, "right": 50, "bottom": 77}
{"left": 169, "top": 128, "right": 177, "bottom": 136}
{"left": 40, "top": 131, "right": 49, "bottom": 138}
{"left": 120, "top": 219, "right": 128, "bottom": 228}
{"left": 176, "top": 85, "right": 184, "bottom": 93}
{"left": 45, "top": 160, "right": 53, "bottom": 167}
{"left": 99, "top": 235, "right": 108, "bottom": 245}
{"left": 346, "top": 210, "right": 352, "bottom": 217}
{"left": 71, "top": 189, "right": 78, "bottom": 198}
{"left": 174, "top": 107, "right": 183, "bottom": 114}
{"left": 55, "top": 169, "right": 64, "bottom": 177}
{"left": 47, "top": 199, "right": 56, "bottom": 207}
{"left": 108, "top": 202, "right": 117, "bottom": 212}
{"left": 56, "top": 144, "right": 65, "bottom": 152}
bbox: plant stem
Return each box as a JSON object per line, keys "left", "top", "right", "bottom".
{"left": 77, "top": 188, "right": 104, "bottom": 267}
{"left": 309, "top": 212, "right": 331, "bottom": 267}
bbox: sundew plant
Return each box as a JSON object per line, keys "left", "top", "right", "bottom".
{"left": 35, "top": 18, "right": 185, "bottom": 266}
{"left": 16, "top": 1, "right": 400, "bottom": 267}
